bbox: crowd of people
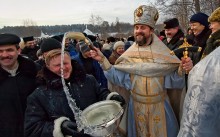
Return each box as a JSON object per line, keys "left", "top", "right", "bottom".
{"left": 0, "top": 4, "right": 220, "bottom": 137}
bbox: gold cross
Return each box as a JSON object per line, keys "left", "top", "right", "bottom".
{"left": 153, "top": 115, "right": 160, "bottom": 123}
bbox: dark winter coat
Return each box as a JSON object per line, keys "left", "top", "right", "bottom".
{"left": 189, "top": 28, "right": 212, "bottom": 65}
{"left": 74, "top": 53, "right": 108, "bottom": 88}
{"left": 163, "top": 29, "right": 184, "bottom": 59}
{"left": 24, "top": 60, "right": 110, "bottom": 137}
{"left": 35, "top": 58, "right": 45, "bottom": 70}
{"left": 0, "top": 55, "right": 38, "bottom": 137}
{"left": 21, "top": 46, "right": 40, "bottom": 61}
{"left": 203, "top": 29, "right": 220, "bottom": 57}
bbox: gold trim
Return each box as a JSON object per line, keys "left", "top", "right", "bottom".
{"left": 124, "top": 50, "right": 180, "bottom": 63}
{"left": 154, "top": 11, "right": 159, "bottom": 21}
{"left": 198, "top": 47, "right": 202, "bottom": 52}
{"left": 136, "top": 6, "right": 143, "bottom": 17}
{"left": 131, "top": 91, "right": 166, "bottom": 104}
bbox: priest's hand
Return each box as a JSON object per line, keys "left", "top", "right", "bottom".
{"left": 181, "top": 57, "right": 193, "bottom": 73}
{"left": 90, "top": 47, "right": 105, "bottom": 62}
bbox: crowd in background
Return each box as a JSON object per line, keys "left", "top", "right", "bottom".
{"left": 0, "top": 5, "right": 220, "bottom": 137}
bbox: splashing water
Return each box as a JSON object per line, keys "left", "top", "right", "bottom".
{"left": 60, "top": 32, "right": 99, "bottom": 135}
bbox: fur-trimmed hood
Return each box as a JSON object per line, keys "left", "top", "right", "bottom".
{"left": 0, "top": 55, "right": 38, "bottom": 83}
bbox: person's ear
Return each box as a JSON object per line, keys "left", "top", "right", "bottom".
{"left": 150, "top": 29, "right": 154, "bottom": 35}
{"left": 17, "top": 48, "right": 21, "bottom": 54}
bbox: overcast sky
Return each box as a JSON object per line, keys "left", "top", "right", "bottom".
{"left": 0, "top": 0, "right": 156, "bottom": 28}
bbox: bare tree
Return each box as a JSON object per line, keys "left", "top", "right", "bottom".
{"left": 22, "top": 19, "right": 37, "bottom": 27}
{"left": 95, "top": 16, "right": 104, "bottom": 26}
{"left": 89, "top": 14, "right": 104, "bottom": 33}
{"left": 194, "top": 0, "right": 201, "bottom": 12}
{"left": 115, "top": 17, "right": 121, "bottom": 33}
{"left": 22, "top": 19, "right": 40, "bottom": 36}
{"left": 200, "top": 0, "right": 219, "bottom": 13}
{"left": 100, "top": 21, "right": 110, "bottom": 38}
{"left": 89, "top": 14, "right": 96, "bottom": 32}
{"left": 152, "top": 0, "right": 220, "bottom": 34}
{"left": 89, "top": 14, "right": 96, "bottom": 26}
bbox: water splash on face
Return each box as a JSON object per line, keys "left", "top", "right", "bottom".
{"left": 60, "top": 33, "right": 99, "bottom": 135}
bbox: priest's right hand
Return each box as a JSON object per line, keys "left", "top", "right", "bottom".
{"left": 181, "top": 57, "right": 193, "bottom": 73}
{"left": 90, "top": 47, "right": 105, "bottom": 62}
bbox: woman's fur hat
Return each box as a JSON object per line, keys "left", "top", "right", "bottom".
{"left": 208, "top": 7, "right": 220, "bottom": 22}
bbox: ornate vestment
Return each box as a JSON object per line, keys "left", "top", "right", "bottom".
{"left": 103, "top": 34, "right": 180, "bottom": 137}
{"left": 178, "top": 46, "right": 220, "bottom": 137}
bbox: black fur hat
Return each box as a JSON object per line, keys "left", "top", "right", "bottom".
{"left": 164, "top": 18, "right": 179, "bottom": 29}
{"left": 23, "top": 36, "right": 34, "bottom": 43}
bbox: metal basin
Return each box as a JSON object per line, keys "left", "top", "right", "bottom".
{"left": 81, "top": 100, "right": 124, "bottom": 137}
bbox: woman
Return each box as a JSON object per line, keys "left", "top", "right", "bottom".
{"left": 108, "top": 41, "right": 125, "bottom": 64}
{"left": 24, "top": 49, "right": 124, "bottom": 137}
{"left": 203, "top": 7, "right": 220, "bottom": 58}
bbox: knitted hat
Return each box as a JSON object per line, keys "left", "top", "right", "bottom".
{"left": 164, "top": 18, "right": 179, "bottom": 29}
{"left": 51, "top": 35, "right": 62, "bottom": 43}
{"left": 0, "top": 33, "right": 20, "bottom": 46}
{"left": 134, "top": 5, "right": 159, "bottom": 29}
{"left": 208, "top": 7, "right": 220, "bottom": 22}
{"left": 40, "top": 38, "right": 61, "bottom": 53}
{"left": 102, "top": 43, "right": 111, "bottom": 50}
{"left": 190, "top": 12, "right": 209, "bottom": 27}
{"left": 113, "top": 41, "right": 125, "bottom": 50}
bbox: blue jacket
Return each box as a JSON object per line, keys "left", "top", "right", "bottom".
{"left": 74, "top": 53, "right": 108, "bottom": 88}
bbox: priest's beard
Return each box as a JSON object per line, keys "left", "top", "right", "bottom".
{"left": 135, "top": 33, "right": 148, "bottom": 46}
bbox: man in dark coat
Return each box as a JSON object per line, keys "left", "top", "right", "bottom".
{"left": 21, "top": 36, "right": 39, "bottom": 61}
{"left": 0, "top": 33, "right": 38, "bottom": 137}
{"left": 162, "top": 18, "right": 185, "bottom": 124}
{"left": 189, "top": 12, "right": 212, "bottom": 65}
{"left": 163, "top": 18, "right": 184, "bottom": 59}
{"left": 181, "top": 12, "right": 212, "bottom": 73}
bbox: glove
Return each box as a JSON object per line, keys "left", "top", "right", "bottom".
{"left": 61, "top": 120, "right": 77, "bottom": 136}
{"left": 110, "top": 95, "right": 125, "bottom": 106}
{"left": 61, "top": 120, "right": 91, "bottom": 137}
